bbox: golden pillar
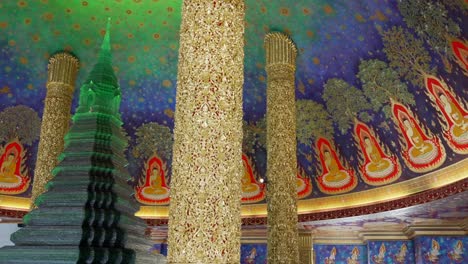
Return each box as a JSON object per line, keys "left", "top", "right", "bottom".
{"left": 31, "top": 52, "right": 79, "bottom": 206}
{"left": 167, "top": 0, "right": 245, "bottom": 263}
{"left": 299, "top": 231, "right": 313, "bottom": 264}
{"left": 265, "top": 32, "right": 299, "bottom": 264}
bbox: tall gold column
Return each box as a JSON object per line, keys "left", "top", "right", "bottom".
{"left": 299, "top": 231, "right": 313, "bottom": 264}
{"left": 265, "top": 32, "right": 299, "bottom": 264}
{"left": 31, "top": 52, "right": 79, "bottom": 206}
{"left": 167, "top": 1, "right": 245, "bottom": 263}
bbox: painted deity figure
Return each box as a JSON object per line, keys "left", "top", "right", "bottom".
{"left": 448, "top": 240, "right": 464, "bottom": 263}
{"left": 325, "top": 247, "right": 336, "bottom": 264}
{"left": 135, "top": 155, "right": 170, "bottom": 205}
{"left": 347, "top": 247, "right": 360, "bottom": 264}
{"left": 0, "top": 140, "right": 29, "bottom": 194}
{"left": 355, "top": 121, "right": 400, "bottom": 185}
{"left": 425, "top": 239, "right": 440, "bottom": 263}
{"left": 364, "top": 136, "right": 391, "bottom": 171}
{"left": 402, "top": 118, "right": 434, "bottom": 158}
{"left": 372, "top": 243, "right": 386, "bottom": 264}
{"left": 426, "top": 76, "right": 468, "bottom": 153}
{"left": 0, "top": 152, "right": 19, "bottom": 183}
{"left": 144, "top": 166, "right": 169, "bottom": 196}
{"left": 245, "top": 247, "right": 257, "bottom": 264}
{"left": 241, "top": 154, "right": 265, "bottom": 203}
{"left": 316, "top": 138, "right": 356, "bottom": 194}
{"left": 393, "top": 244, "right": 408, "bottom": 264}
{"left": 392, "top": 102, "right": 445, "bottom": 173}
{"left": 440, "top": 93, "right": 468, "bottom": 136}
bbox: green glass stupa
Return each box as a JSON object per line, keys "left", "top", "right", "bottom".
{"left": 0, "top": 19, "right": 164, "bottom": 263}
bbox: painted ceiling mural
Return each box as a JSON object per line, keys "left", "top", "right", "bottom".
{"left": 0, "top": 1, "right": 467, "bottom": 201}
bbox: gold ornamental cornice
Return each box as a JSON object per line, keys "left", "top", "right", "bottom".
{"left": 3, "top": 157, "right": 467, "bottom": 219}
{"left": 132, "top": 158, "right": 468, "bottom": 219}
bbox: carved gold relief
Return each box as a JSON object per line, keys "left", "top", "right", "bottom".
{"left": 30, "top": 53, "right": 79, "bottom": 206}
{"left": 167, "top": 1, "right": 245, "bottom": 263}
{"left": 265, "top": 32, "right": 300, "bottom": 264}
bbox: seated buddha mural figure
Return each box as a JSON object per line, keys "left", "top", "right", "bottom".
{"left": 325, "top": 247, "right": 336, "bottom": 264}
{"left": 392, "top": 101, "right": 446, "bottom": 173}
{"left": 354, "top": 121, "right": 401, "bottom": 185}
{"left": 451, "top": 39, "right": 468, "bottom": 75}
{"left": 425, "top": 239, "right": 440, "bottom": 263}
{"left": 135, "top": 155, "right": 170, "bottom": 205}
{"left": 393, "top": 244, "right": 408, "bottom": 264}
{"left": 0, "top": 139, "right": 29, "bottom": 194}
{"left": 315, "top": 137, "right": 356, "bottom": 195}
{"left": 241, "top": 154, "right": 265, "bottom": 203}
{"left": 372, "top": 243, "right": 386, "bottom": 264}
{"left": 346, "top": 247, "right": 360, "bottom": 264}
{"left": 448, "top": 240, "right": 464, "bottom": 263}
{"left": 296, "top": 168, "right": 312, "bottom": 199}
{"left": 425, "top": 76, "right": 468, "bottom": 153}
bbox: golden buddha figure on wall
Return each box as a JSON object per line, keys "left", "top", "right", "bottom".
{"left": 426, "top": 76, "right": 468, "bottom": 154}
{"left": 354, "top": 121, "right": 401, "bottom": 186}
{"left": 392, "top": 101, "right": 446, "bottom": 173}
{"left": 135, "top": 155, "right": 170, "bottom": 205}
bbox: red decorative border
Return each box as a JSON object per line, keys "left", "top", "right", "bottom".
{"left": 4, "top": 179, "right": 465, "bottom": 226}
{"left": 145, "top": 178, "right": 467, "bottom": 226}
{"left": 0, "top": 208, "right": 28, "bottom": 219}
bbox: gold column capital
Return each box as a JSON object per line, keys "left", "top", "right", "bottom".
{"left": 46, "top": 52, "right": 79, "bottom": 100}
{"left": 264, "top": 32, "right": 297, "bottom": 80}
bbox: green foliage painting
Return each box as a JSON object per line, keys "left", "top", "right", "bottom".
{"left": 133, "top": 122, "right": 173, "bottom": 162}
{"left": 322, "top": 78, "right": 372, "bottom": 134}
{"left": 398, "top": 0, "right": 460, "bottom": 56}
{"left": 357, "top": 59, "right": 415, "bottom": 118}
{"left": 296, "top": 99, "right": 333, "bottom": 145}
{"left": 381, "top": 26, "right": 434, "bottom": 87}
{"left": 243, "top": 117, "right": 266, "bottom": 153}
{"left": 0, "top": 105, "right": 41, "bottom": 145}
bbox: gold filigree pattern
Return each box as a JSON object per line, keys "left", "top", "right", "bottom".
{"left": 30, "top": 53, "right": 79, "bottom": 207}
{"left": 167, "top": 1, "right": 245, "bottom": 263}
{"left": 265, "top": 32, "right": 300, "bottom": 264}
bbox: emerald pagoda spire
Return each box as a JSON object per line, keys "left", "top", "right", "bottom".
{"left": 0, "top": 20, "right": 165, "bottom": 264}
{"left": 86, "top": 17, "right": 119, "bottom": 89}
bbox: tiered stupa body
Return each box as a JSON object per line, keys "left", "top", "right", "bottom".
{"left": 0, "top": 20, "right": 165, "bottom": 263}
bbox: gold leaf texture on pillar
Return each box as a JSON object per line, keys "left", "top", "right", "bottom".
{"left": 31, "top": 52, "right": 79, "bottom": 207}
{"left": 167, "top": 1, "right": 245, "bottom": 263}
{"left": 265, "top": 32, "right": 300, "bottom": 264}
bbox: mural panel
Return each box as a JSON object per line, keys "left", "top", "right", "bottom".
{"left": 314, "top": 244, "right": 367, "bottom": 264}
{"left": 354, "top": 121, "right": 401, "bottom": 186}
{"left": 315, "top": 138, "right": 357, "bottom": 194}
{"left": 425, "top": 76, "right": 468, "bottom": 154}
{"left": 0, "top": 140, "right": 30, "bottom": 194}
{"left": 241, "top": 154, "right": 265, "bottom": 204}
{"left": 241, "top": 244, "right": 267, "bottom": 264}
{"left": 368, "top": 240, "right": 414, "bottom": 264}
{"left": 0, "top": 1, "right": 467, "bottom": 203}
{"left": 135, "top": 155, "right": 170, "bottom": 205}
{"left": 414, "top": 236, "right": 468, "bottom": 264}
{"left": 391, "top": 101, "right": 446, "bottom": 173}
{"left": 297, "top": 167, "right": 312, "bottom": 199}
{"left": 451, "top": 39, "right": 468, "bottom": 76}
